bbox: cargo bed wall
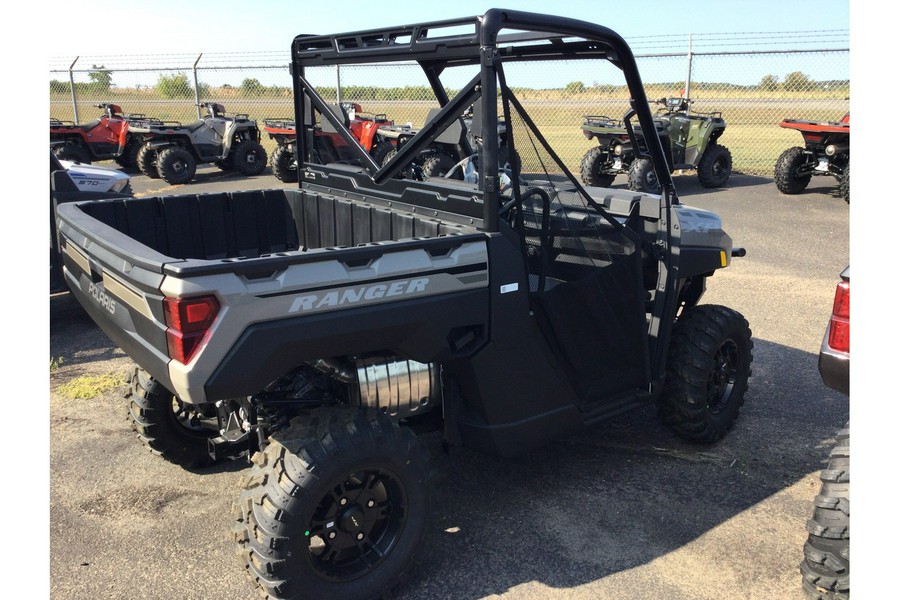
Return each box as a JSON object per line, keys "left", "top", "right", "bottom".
{"left": 78, "top": 189, "right": 473, "bottom": 261}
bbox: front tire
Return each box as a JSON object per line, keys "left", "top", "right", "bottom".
{"left": 627, "top": 158, "right": 661, "bottom": 193}
{"left": 136, "top": 143, "right": 161, "bottom": 179}
{"left": 233, "top": 409, "right": 430, "bottom": 600}
{"left": 839, "top": 164, "right": 849, "bottom": 203}
{"left": 270, "top": 144, "right": 298, "bottom": 182}
{"left": 126, "top": 367, "right": 218, "bottom": 469}
{"left": 580, "top": 146, "right": 617, "bottom": 188}
{"left": 658, "top": 305, "right": 753, "bottom": 443}
{"left": 697, "top": 143, "right": 732, "bottom": 188}
{"left": 421, "top": 152, "right": 462, "bottom": 179}
{"left": 232, "top": 141, "right": 268, "bottom": 176}
{"left": 774, "top": 146, "right": 812, "bottom": 194}
{"left": 157, "top": 146, "right": 197, "bottom": 185}
{"left": 115, "top": 138, "right": 142, "bottom": 169}
{"left": 800, "top": 427, "right": 849, "bottom": 600}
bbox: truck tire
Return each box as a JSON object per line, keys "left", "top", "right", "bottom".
{"left": 697, "top": 143, "right": 732, "bottom": 188}
{"left": 54, "top": 144, "right": 92, "bottom": 165}
{"left": 800, "top": 427, "right": 849, "bottom": 600}
{"left": 421, "top": 152, "right": 462, "bottom": 179}
{"left": 127, "top": 367, "right": 218, "bottom": 469}
{"left": 774, "top": 146, "right": 812, "bottom": 194}
{"left": 658, "top": 305, "right": 753, "bottom": 443}
{"left": 579, "top": 146, "right": 617, "bottom": 188}
{"left": 157, "top": 147, "right": 197, "bottom": 185}
{"left": 270, "top": 144, "right": 298, "bottom": 182}
{"left": 136, "top": 143, "right": 161, "bottom": 179}
{"left": 627, "top": 158, "right": 661, "bottom": 193}
{"left": 232, "top": 141, "right": 268, "bottom": 176}
{"left": 233, "top": 409, "right": 430, "bottom": 600}
{"left": 839, "top": 164, "right": 849, "bottom": 204}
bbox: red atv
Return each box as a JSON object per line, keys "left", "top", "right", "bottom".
{"left": 264, "top": 103, "right": 393, "bottom": 182}
{"left": 774, "top": 112, "right": 849, "bottom": 202}
{"left": 49, "top": 103, "right": 151, "bottom": 169}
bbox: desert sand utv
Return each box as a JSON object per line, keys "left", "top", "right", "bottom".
{"left": 54, "top": 9, "right": 753, "bottom": 600}
{"left": 129, "top": 101, "right": 267, "bottom": 184}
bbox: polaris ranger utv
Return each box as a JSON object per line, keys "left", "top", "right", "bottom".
{"left": 55, "top": 10, "right": 752, "bottom": 600}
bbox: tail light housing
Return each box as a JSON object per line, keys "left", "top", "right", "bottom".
{"left": 163, "top": 295, "right": 220, "bottom": 364}
{"left": 827, "top": 280, "right": 849, "bottom": 353}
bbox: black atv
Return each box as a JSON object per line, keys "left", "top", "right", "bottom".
{"left": 129, "top": 102, "right": 267, "bottom": 185}
{"left": 774, "top": 113, "right": 849, "bottom": 203}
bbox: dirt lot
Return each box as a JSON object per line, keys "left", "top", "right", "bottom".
{"left": 48, "top": 167, "right": 849, "bottom": 599}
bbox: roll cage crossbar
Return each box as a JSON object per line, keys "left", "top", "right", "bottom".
{"left": 291, "top": 8, "right": 677, "bottom": 230}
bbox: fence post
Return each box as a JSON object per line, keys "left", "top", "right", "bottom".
{"left": 193, "top": 54, "right": 204, "bottom": 118}
{"left": 684, "top": 33, "right": 693, "bottom": 111}
{"left": 336, "top": 65, "right": 342, "bottom": 105}
{"left": 69, "top": 56, "right": 80, "bottom": 122}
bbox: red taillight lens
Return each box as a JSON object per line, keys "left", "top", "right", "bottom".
{"left": 827, "top": 280, "right": 849, "bottom": 353}
{"left": 163, "top": 295, "right": 220, "bottom": 364}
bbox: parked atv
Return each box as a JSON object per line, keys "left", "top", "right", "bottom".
{"left": 50, "top": 103, "right": 151, "bottom": 169}
{"left": 774, "top": 112, "right": 849, "bottom": 203}
{"left": 264, "top": 103, "right": 394, "bottom": 183}
{"left": 629, "top": 98, "right": 732, "bottom": 192}
{"left": 578, "top": 115, "right": 632, "bottom": 187}
{"left": 129, "top": 102, "right": 267, "bottom": 185}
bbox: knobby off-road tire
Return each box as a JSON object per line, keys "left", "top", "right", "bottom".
{"left": 579, "top": 146, "right": 617, "bottom": 188}
{"left": 54, "top": 144, "right": 92, "bottom": 165}
{"left": 233, "top": 409, "right": 431, "bottom": 600}
{"left": 658, "top": 305, "right": 753, "bottom": 443}
{"left": 369, "top": 142, "right": 392, "bottom": 166}
{"left": 382, "top": 149, "right": 421, "bottom": 180}
{"left": 115, "top": 138, "right": 142, "bottom": 170}
{"left": 421, "top": 152, "right": 462, "bottom": 179}
{"left": 233, "top": 141, "right": 268, "bottom": 176}
{"left": 136, "top": 143, "right": 161, "bottom": 179}
{"left": 127, "top": 366, "right": 218, "bottom": 469}
{"left": 270, "top": 144, "right": 298, "bottom": 183}
{"left": 839, "top": 164, "right": 849, "bottom": 204}
{"left": 774, "top": 146, "right": 812, "bottom": 194}
{"left": 627, "top": 158, "right": 661, "bottom": 193}
{"left": 157, "top": 147, "right": 197, "bottom": 185}
{"left": 800, "top": 427, "right": 849, "bottom": 600}
{"left": 697, "top": 143, "right": 732, "bottom": 188}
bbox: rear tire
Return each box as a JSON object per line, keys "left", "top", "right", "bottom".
{"left": 774, "top": 146, "right": 812, "bottom": 194}
{"left": 115, "top": 138, "right": 142, "bottom": 169}
{"left": 580, "top": 146, "right": 617, "bottom": 187}
{"left": 627, "top": 158, "right": 661, "bottom": 193}
{"left": 270, "top": 144, "right": 298, "bottom": 182}
{"left": 232, "top": 141, "right": 268, "bottom": 176}
{"left": 800, "top": 427, "right": 849, "bottom": 600}
{"left": 658, "top": 305, "right": 753, "bottom": 443}
{"left": 839, "top": 164, "right": 849, "bottom": 203}
{"left": 697, "top": 143, "right": 732, "bottom": 188}
{"left": 126, "top": 366, "right": 218, "bottom": 469}
{"left": 369, "top": 141, "right": 392, "bottom": 166}
{"left": 233, "top": 409, "right": 430, "bottom": 600}
{"left": 54, "top": 144, "right": 92, "bottom": 165}
{"left": 157, "top": 146, "right": 197, "bottom": 185}
{"left": 421, "top": 152, "right": 462, "bottom": 179}
{"left": 136, "top": 143, "right": 161, "bottom": 179}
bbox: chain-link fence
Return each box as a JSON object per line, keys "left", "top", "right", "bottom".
{"left": 49, "top": 41, "right": 848, "bottom": 178}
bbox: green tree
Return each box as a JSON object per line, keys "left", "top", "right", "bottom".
{"left": 240, "top": 78, "right": 264, "bottom": 96}
{"left": 759, "top": 74, "right": 779, "bottom": 91}
{"left": 156, "top": 73, "right": 193, "bottom": 99}
{"left": 564, "top": 81, "right": 586, "bottom": 94}
{"left": 88, "top": 65, "right": 112, "bottom": 93}
{"left": 783, "top": 71, "right": 811, "bottom": 92}
{"left": 50, "top": 79, "right": 69, "bottom": 94}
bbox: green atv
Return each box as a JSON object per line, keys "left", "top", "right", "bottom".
{"left": 580, "top": 97, "right": 732, "bottom": 193}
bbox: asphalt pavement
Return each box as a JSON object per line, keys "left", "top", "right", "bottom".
{"left": 49, "top": 165, "right": 850, "bottom": 600}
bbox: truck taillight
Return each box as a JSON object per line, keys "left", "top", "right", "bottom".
{"left": 827, "top": 280, "right": 849, "bottom": 353}
{"left": 163, "top": 295, "right": 220, "bottom": 364}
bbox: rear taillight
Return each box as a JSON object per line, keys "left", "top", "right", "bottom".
{"left": 163, "top": 295, "right": 220, "bottom": 364}
{"left": 827, "top": 280, "right": 849, "bottom": 353}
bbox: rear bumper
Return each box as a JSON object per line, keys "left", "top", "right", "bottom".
{"left": 818, "top": 324, "right": 849, "bottom": 396}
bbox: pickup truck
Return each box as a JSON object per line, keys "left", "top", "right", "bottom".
{"left": 56, "top": 10, "right": 753, "bottom": 600}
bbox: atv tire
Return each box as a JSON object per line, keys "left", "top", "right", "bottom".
{"left": 800, "top": 427, "right": 849, "bottom": 600}
{"left": 369, "top": 142, "right": 393, "bottom": 166}
{"left": 421, "top": 152, "right": 462, "bottom": 179}
{"left": 157, "top": 147, "right": 197, "bottom": 185}
{"left": 580, "top": 146, "right": 617, "bottom": 188}
{"left": 627, "top": 158, "right": 661, "bottom": 193}
{"left": 774, "top": 146, "right": 812, "bottom": 194}
{"left": 383, "top": 149, "right": 421, "bottom": 180}
{"left": 233, "top": 409, "right": 430, "bottom": 600}
{"left": 115, "top": 139, "right": 142, "bottom": 170}
{"left": 658, "top": 305, "right": 753, "bottom": 443}
{"left": 840, "top": 164, "right": 849, "bottom": 204}
{"left": 697, "top": 143, "right": 732, "bottom": 188}
{"left": 270, "top": 144, "right": 298, "bottom": 183}
{"left": 232, "top": 141, "right": 268, "bottom": 176}
{"left": 54, "top": 144, "right": 92, "bottom": 165}
{"left": 127, "top": 366, "right": 218, "bottom": 469}
{"left": 136, "top": 143, "right": 161, "bottom": 179}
